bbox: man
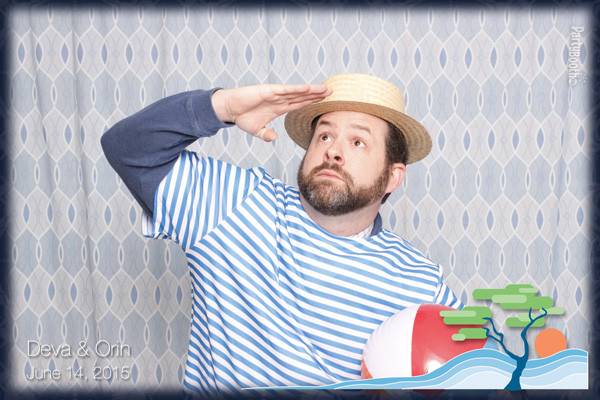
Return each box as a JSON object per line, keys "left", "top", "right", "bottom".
{"left": 101, "top": 73, "right": 462, "bottom": 396}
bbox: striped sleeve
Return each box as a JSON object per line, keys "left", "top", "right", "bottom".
{"left": 432, "top": 265, "right": 464, "bottom": 310}
{"left": 141, "top": 151, "right": 260, "bottom": 248}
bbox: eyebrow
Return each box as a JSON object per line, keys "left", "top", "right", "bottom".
{"left": 349, "top": 123, "right": 372, "bottom": 135}
{"left": 316, "top": 119, "right": 372, "bottom": 135}
{"left": 315, "top": 119, "right": 335, "bottom": 129}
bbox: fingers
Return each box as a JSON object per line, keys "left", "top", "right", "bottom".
{"left": 272, "top": 84, "right": 332, "bottom": 98}
{"left": 282, "top": 89, "right": 332, "bottom": 114}
{"left": 236, "top": 83, "right": 332, "bottom": 143}
{"left": 272, "top": 84, "right": 332, "bottom": 113}
{"left": 254, "top": 127, "right": 278, "bottom": 142}
{"left": 286, "top": 97, "right": 329, "bottom": 112}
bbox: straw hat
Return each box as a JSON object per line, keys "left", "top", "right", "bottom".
{"left": 284, "top": 73, "right": 431, "bottom": 165}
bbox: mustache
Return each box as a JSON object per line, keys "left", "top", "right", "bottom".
{"left": 310, "top": 163, "right": 354, "bottom": 184}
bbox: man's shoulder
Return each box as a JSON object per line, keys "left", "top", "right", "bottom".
{"left": 377, "top": 228, "right": 411, "bottom": 246}
{"left": 376, "top": 229, "right": 437, "bottom": 267}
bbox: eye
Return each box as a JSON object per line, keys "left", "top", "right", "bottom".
{"left": 319, "top": 134, "right": 332, "bottom": 142}
{"left": 353, "top": 139, "right": 365, "bottom": 148}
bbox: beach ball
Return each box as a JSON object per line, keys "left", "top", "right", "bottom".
{"left": 361, "top": 303, "right": 487, "bottom": 379}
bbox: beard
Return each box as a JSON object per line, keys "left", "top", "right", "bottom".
{"left": 297, "top": 158, "right": 390, "bottom": 216}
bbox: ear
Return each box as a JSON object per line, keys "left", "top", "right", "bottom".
{"left": 385, "top": 163, "right": 406, "bottom": 194}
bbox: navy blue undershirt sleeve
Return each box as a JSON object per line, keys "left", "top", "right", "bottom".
{"left": 101, "top": 88, "right": 232, "bottom": 216}
{"left": 371, "top": 213, "right": 382, "bottom": 236}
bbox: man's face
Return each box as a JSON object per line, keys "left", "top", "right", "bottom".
{"left": 297, "top": 111, "right": 396, "bottom": 216}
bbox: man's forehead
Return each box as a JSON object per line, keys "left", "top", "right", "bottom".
{"left": 317, "top": 118, "right": 372, "bottom": 135}
{"left": 315, "top": 111, "right": 388, "bottom": 132}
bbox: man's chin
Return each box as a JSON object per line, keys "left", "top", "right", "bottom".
{"left": 305, "top": 193, "right": 354, "bottom": 215}
{"left": 309, "top": 187, "right": 348, "bottom": 204}
{"left": 315, "top": 174, "right": 345, "bottom": 183}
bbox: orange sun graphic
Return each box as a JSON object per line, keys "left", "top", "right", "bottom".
{"left": 534, "top": 328, "right": 567, "bottom": 358}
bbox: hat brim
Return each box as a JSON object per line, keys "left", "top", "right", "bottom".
{"left": 284, "top": 100, "right": 432, "bottom": 165}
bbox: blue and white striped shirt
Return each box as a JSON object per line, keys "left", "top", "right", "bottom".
{"left": 142, "top": 151, "right": 461, "bottom": 395}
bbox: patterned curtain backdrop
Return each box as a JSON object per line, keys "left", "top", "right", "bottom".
{"left": 8, "top": 4, "right": 591, "bottom": 393}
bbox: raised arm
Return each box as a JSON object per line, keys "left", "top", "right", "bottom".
{"left": 101, "top": 84, "right": 331, "bottom": 216}
{"left": 101, "top": 89, "right": 226, "bottom": 216}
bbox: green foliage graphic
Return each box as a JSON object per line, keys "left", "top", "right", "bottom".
{"left": 440, "top": 283, "right": 565, "bottom": 391}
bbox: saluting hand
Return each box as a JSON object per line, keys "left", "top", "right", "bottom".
{"left": 211, "top": 84, "right": 332, "bottom": 142}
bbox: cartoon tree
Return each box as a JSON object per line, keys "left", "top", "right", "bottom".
{"left": 439, "top": 284, "right": 565, "bottom": 391}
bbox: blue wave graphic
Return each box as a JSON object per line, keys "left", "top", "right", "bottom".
{"left": 246, "top": 348, "right": 588, "bottom": 391}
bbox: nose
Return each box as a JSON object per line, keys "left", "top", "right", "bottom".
{"left": 324, "top": 141, "right": 344, "bottom": 165}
